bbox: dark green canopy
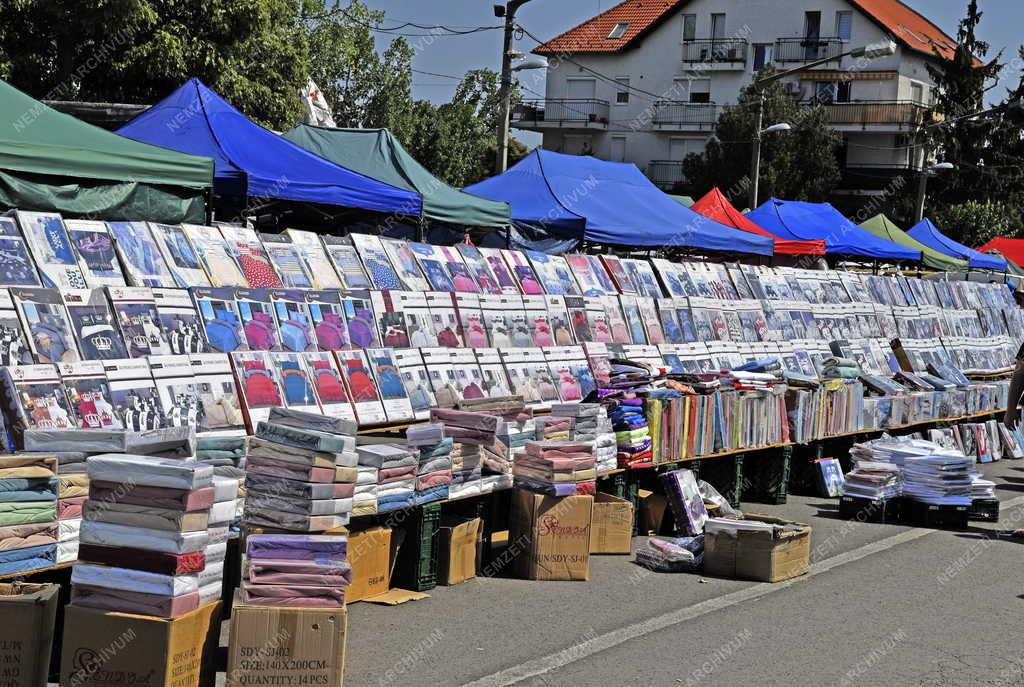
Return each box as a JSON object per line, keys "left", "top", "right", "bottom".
{"left": 0, "top": 79, "right": 214, "bottom": 223}
{"left": 859, "top": 213, "right": 968, "bottom": 272}
{"left": 283, "top": 125, "right": 511, "bottom": 229}
{"left": 669, "top": 194, "right": 695, "bottom": 207}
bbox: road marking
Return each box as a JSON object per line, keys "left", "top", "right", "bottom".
{"left": 463, "top": 493, "right": 1024, "bottom": 687}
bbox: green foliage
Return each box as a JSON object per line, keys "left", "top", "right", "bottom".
{"left": 681, "top": 67, "right": 842, "bottom": 204}
{"left": 932, "top": 200, "right": 1018, "bottom": 247}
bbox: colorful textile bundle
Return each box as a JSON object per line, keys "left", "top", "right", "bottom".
{"left": 353, "top": 466, "right": 378, "bottom": 516}
{"left": 358, "top": 444, "right": 417, "bottom": 513}
{"left": 513, "top": 440, "right": 596, "bottom": 497}
{"left": 608, "top": 399, "right": 652, "bottom": 468}
{"left": 73, "top": 454, "right": 214, "bottom": 618}
{"left": 0, "top": 455, "right": 58, "bottom": 573}
{"left": 410, "top": 426, "right": 452, "bottom": 506}
{"left": 242, "top": 534, "right": 349, "bottom": 607}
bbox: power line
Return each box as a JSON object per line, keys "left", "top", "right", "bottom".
{"left": 304, "top": 3, "right": 503, "bottom": 37}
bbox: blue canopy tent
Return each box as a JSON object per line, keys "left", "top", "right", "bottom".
{"left": 117, "top": 78, "right": 421, "bottom": 216}
{"left": 464, "top": 150, "right": 773, "bottom": 256}
{"left": 747, "top": 198, "right": 920, "bottom": 261}
{"left": 907, "top": 218, "right": 1007, "bottom": 271}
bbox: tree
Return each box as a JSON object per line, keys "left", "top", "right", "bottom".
{"left": 933, "top": 200, "right": 1017, "bottom": 247}
{"left": 681, "top": 68, "right": 842, "bottom": 206}
{"left": 0, "top": 0, "right": 310, "bottom": 129}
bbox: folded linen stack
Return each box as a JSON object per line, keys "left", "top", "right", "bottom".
{"left": 0, "top": 455, "right": 58, "bottom": 575}
{"left": 358, "top": 444, "right": 417, "bottom": 513}
{"left": 821, "top": 357, "right": 861, "bottom": 380}
{"left": 448, "top": 443, "right": 483, "bottom": 501}
{"left": 552, "top": 403, "right": 609, "bottom": 442}
{"left": 430, "top": 408, "right": 510, "bottom": 478}
{"left": 353, "top": 466, "right": 379, "bottom": 516}
{"left": 242, "top": 408, "right": 357, "bottom": 532}
{"left": 608, "top": 360, "right": 655, "bottom": 391}
{"left": 408, "top": 424, "right": 452, "bottom": 506}
{"left": 513, "top": 440, "right": 596, "bottom": 497}
{"left": 721, "top": 370, "right": 777, "bottom": 391}
{"left": 200, "top": 475, "right": 238, "bottom": 605}
{"left": 534, "top": 416, "right": 572, "bottom": 442}
{"left": 608, "top": 399, "right": 652, "bottom": 468}
{"left": 242, "top": 534, "right": 350, "bottom": 607}
{"left": 458, "top": 396, "right": 532, "bottom": 424}
{"left": 73, "top": 454, "right": 214, "bottom": 618}
{"left": 58, "top": 471, "right": 89, "bottom": 563}
{"left": 196, "top": 436, "right": 247, "bottom": 470}
{"left": 496, "top": 417, "right": 536, "bottom": 458}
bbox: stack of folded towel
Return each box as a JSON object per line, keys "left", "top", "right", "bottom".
{"left": 243, "top": 408, "right": 357, "bottom": 532}
{"left": 609, "top": 399, "right": 652, "bottom": 468}
{"left": 353, "top": 466, "right": 379, "bottom": 516}
{"left": 57, "top": 471, "right": 89, "bottom": 563}
{"left": 200, "top": 475, "right": 238, "bottom": 604}
{"left": 242, "top": 534, "right": 350, "bottom": 607}
{"left": 535, "top": 416, "right": 572, "bottom": 441}
{"left": 514, "top": 441, "right": 596, "bottom": 496}
{"left": 821, "top": 356, "right": 861, "bottom": 380}
{"left": 358, "top": 445, "right": 417, "bottom": 513}
{"left": 0, "top": 455, "right": 59, "bottom": 574}
{"left": 408, "top": 423, "right": 452, "bottom": 506}
{"left": 448, "top": 443, "right": 483, "bottom": 500}
{"left": 73, "top": 454, "right": 214, "bottom": 618}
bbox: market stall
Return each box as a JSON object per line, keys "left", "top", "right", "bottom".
{"left": 908, "top": 218, "right": 1008, "bottom": 271}
{"left": 860, "top": 213, "right": 969, "bottom": 272}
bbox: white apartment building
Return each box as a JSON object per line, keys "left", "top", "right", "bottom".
{"left": 516, "top": 0, "right": 957, "bottom": 207}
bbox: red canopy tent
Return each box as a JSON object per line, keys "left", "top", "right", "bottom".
{"left": 691, "top": 188, "right": 826, "bottom": 255}
{"left": 977, "top": 237, "right": 1024, "bottom": 268}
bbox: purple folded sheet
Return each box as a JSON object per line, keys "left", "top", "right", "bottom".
{"left": 71, "top": 584, "right": 200, "bottom": 618}
{"left": 246, "top": 534, "right": 347, "bottom": 560}
{"left": 247, "top": 559, "right": 352, "bottom": 586}
{"left": 240, "top": 581, "right": 345, "bottom": 607}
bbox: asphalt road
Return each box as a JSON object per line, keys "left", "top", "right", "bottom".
{"left": 337, "top": 458, "right": 1024, "bottom": 687}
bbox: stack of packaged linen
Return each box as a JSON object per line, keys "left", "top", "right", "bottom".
{"left": 57, "top": 469, "right": 89, "bottom": 563}
{"left": 514, "top": 440, "right": 596, "bottom": 496}
{"left": 200, "top": 475, "right": 238, "bottom": 606}
{"left": 448, "top": 443, "right": 483, "bottom": 500}
{"left": 551, "top": 403, "right": 617, "bottom": 473}
{"left": 353, "top": 466, "right": 378, "bottom": 516}
{"left": 243, "top": 409, "right": 357, "bottom": 532}
{"left": 535, "top": 416, "right": 572, "bottom": 441}
{"left": 408, "top": 423, "right": 452, "bottom": 506}
{"left": 0, "top": 455, "right": 58, "bottom": 574}
{"left": 242, "top": 534, "right": 350, "bottom": 607}
{"left": 431, "top": 408, "right": 511, "bottom": 493}
{"left": 74, "top": 454, "right": 213, "bottom": 617}
{"left": 358, "top": 445, "right": 416, "bottom": 513}
{"left": 609, "top": 399, "right": 652, "bottom": 468}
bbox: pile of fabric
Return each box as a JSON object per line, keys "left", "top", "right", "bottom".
{"left": 448, "top": 443, "right": 483, "bottom": 501}
{"left": 57, "top": 469, "right": 88, "bottom": 563}
{"left": 0, "top": 455, "right": 59, "bottom": 575}
{"left": 720, "top": 370, "right": 777, "bottom": 391}
{"left": 242, "top": 534, "right": 350, "bottom": 607}
{"left": 243, "top": 409, "right": 357, "bottom": 531}
{"left": 431, "top": 408, "right": 507, "bottom": 477}
{"left": 358, "top": 445, "right": 417, "bottom": 513}
{"left": 821, "top": 356, "right": 861, "bottom": 380}
{"left": 609, "top": 399, "right": 652, "bottom": 468}
{"left": 535, "top": 416, "right": 572, "bottom": 441}
{"left": 608, "top": 360, "right": 655, "bottom": 391}
{"left": 408, "top": 423, "right": 452, "bottom": 505}
{"left": 353, "top": 466, "right": 379, "bottom": 516}
{"left": 73, "top": 454, "right": 214, "bottom": 617}
{"left": 200, "top": 475, "right": 238, "bottom": 603}
{"left": 514, "top": 440, "right": 596, "bottom": 496}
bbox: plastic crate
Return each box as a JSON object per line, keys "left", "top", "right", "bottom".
{"left": 742, "top": 447, "right": 791, "bottom": 505}
{"left": 838, "top": 495, "right": 903, "bottom": 524}
{"left": 393, "top": 502, "right": 441, "bottom": 591}
{"left": 693, "top": 454, "right": 744, "bottom": 509}
{"left": 904, "top": 500, "right": 969, "bottom": 529}
{"left": 969, "top": 498, "right": 1000, "bottom": 522}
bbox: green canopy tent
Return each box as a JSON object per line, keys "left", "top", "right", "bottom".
{"left": 283, "top": 125, "right": 511, "bottom": 229}
{"left": 669, "top": 194, "right": 695, "bottom": 207}
{"left": 0, "top": 79, "right": 214, "bottom": 223}
{"left": 859, "top": 213, "right": 968, "bottom": 272}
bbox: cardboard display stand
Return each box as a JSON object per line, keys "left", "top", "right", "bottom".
{"left": 0, "top": 582, "right": 59, "bottom": 687}
{"left": 227, "top": 599, "right": 347, "bottom": 687}
{"left": 509, "top": 490, "right": 593, "bottom": 581}
{"left": 60, "top": 601, "right": 222, "bottom": 687}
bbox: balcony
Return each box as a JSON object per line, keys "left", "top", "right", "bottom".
{"left": 510, "top": 99, "right": 610, "bottom": 131}
{"left": 774, "top": 37, "right": 845, "bottom": 63}
{"left": 646, "top": 160, "right": 687, "bottom": 189}
{"left": 839, "top": 162, "right": 920, "bottom": 192}
{"left": 652, "top": 102, "right": 720, "bottom": 131}
{"left": 682, "top": 39, "right": 749, "bottom": 70}
{"left": 810, "top": 100, "right": 930, "bottom": 132}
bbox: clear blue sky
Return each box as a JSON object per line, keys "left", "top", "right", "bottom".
{"left": 368, "top": 0, "right": 1021, "bottom": 145}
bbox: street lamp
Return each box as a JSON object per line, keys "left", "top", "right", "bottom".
{"left": 914, "top": 160, "right": 955, "bottom": 221}
{"left": 747, "top": 40, "right": 897, "bottom": 209}
{"left": 762, "top": 123, "right": 791, "bottom": 134}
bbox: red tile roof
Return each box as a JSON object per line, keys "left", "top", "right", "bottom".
{"left": 534, "top": 0, "right": 685, "bottom": 56}
{"left": 534, "top": 0, "right": 959, "bottom": 61}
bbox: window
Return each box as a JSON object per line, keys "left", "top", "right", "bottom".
{"left": 682, "top": 14, "right": 696, "bottom": 41}
{"left": 611, "top": 136, "right": 627, "bottom": 162}
{"left": 815, "top": 81, "right": 837, "bottom": 103}
{"left": 689, "top": 79, "right": 711, "bottom": 104}
{"left": 837, "top": 81, "right": 852, "bottom": 102}
{"left": 835, "top": 11, "right": 853, "bottom": 40}
{"left": 804, "top": 11, "right": 821, "bottom": 39}
{"left": 710, "top": 13, "right": 726, "bottom": 39}
{"left": 910, "top": 82, "right": 924, "bottom": 104}
{"left": 607, "top": 22, "right": 629, "bottom": 39}
{"left": 753, "top": 44, "right": 773, "bottom": 71}
{"left": 615, "top": 77, "right": 630, "bottom": 104}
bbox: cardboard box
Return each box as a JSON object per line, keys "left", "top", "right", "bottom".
{"left": 438, "top": 517, "right": 481, "bottom": 585}
{"left": 704, "top": 514, "right": 811, "bottom": 583}
{"left": 228, "top": 600, "right": 347, "bottom": 687}
{"left": 637, "top": 489, "right": 670, "bottom": 536}
{"left": 0, "top": 582, "right": 58, "bottom": 687}
{"left": 60, "top": 601, "right": 221, "bottom": 687}
{"left": 509, "top": 489, "right": 593, "bottom": 581}
{"left": 590, "top": 493, "right": 634, "bottom": 554}
{"left": 346, "top": 527, "right": 392, "bottom": 603}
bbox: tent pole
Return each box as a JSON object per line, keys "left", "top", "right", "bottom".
{"left": 204, "top": 188, "right": 214, "bottom": 224}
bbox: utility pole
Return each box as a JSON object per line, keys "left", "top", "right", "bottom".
{"left": 495, "top": 0, "right": 531, "bottom": 173}
{"left": 913, "top": 137, "right": 932, "bottom": 223}
{"left": 748, "top": 90, "right": 766, "bottom": 211}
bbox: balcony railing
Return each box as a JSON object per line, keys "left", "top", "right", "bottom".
{"left": 510, "top": 99, "right": 610, "bottom": 127}
{"left": 840, "top": 162, "right": 921, "bottom": 191}
{"left": 808, "top": 100, "right": 929, "bottom": 128}
{"left": 647, "top": 160, "right": 687, "bottom": 188}
{"left": 681, "top": 38, "right": 749, "bottom": 64}
{"left": 774, "top": 37, "right": 845, "bottom": 63}
{"left": 652, "top": 102, "right": 720, "bottom": 129}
